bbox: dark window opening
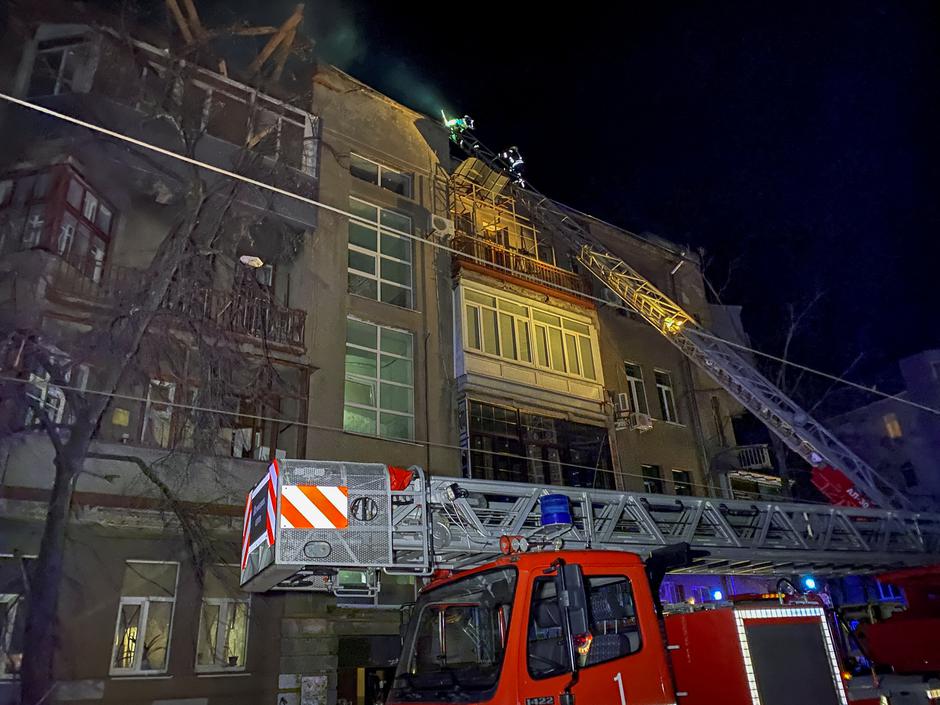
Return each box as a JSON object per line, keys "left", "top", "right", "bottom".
{"left": 641, "top": 464, "right": 664, "bottom": 494}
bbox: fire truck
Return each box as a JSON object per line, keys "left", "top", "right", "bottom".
{"left": 240, "top": 460, "right": 940, "bottom": 705}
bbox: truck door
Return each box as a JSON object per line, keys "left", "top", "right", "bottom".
{"left": 520, "top": 566, "right": 674, "bottom": 705}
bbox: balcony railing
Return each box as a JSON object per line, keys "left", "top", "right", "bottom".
{"left": 47, "top": 259, "right": 306, "bottom": 348}
{"left": 733, "top": 444, "right": 773, "bottom": 471}
{"left": 451, "top": 233, "right": 591, "bottom": 298}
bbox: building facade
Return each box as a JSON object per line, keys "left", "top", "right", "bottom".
{"left": 0, "top": 5, "right": 766, "bottom": 705}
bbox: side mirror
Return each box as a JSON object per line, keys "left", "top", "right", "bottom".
{"left": 553, "top": 562, "right": 590, "bottom": 673}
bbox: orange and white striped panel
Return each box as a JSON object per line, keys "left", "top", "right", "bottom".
{"left": 280, "top": 485, "right": 349, "bottom": 530}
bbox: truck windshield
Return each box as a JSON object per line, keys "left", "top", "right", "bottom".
{"left": 391, "top": 567, "right": 517, "bottom": 703}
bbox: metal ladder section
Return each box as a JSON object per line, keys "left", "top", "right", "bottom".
{"left": 388, "top": 475, "right": 940, "bottom": 577}
{"left": 576, "top": 246, "right": 909, "bottom": 511}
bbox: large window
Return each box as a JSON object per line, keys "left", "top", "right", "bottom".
{"left": 463, "top": 287, "right": 598, "bottom": 381}
{"left": 348, "top": 198, "right": 413, "bottom": 308}
{"left": 196, "top": 566, "right": 250, "bottom": 672}
{"left": 344, "top": 318, "right": 415, "bottom": 441}
{"left": 623, "top": 363, "right": 649, "bottom": 414}
{"left": 28, "top": 34, "right": 94, "bottom": 97}
{"left": 462, "top": 400, "right": 613, "bottom": 489}
{"left": 350, "top": 153, "right": 412, "bottom": 198}
{"left": 672, "top": 469, "right": 694, "bottom": 496}
{"left": 110, "top": 561, "right": 178, "bottom": 675}
{"left": 641, "top": 464, "right": 664, "bottom": 494}
{"left": 527, "top": 575, "right": 641, "bottom": 679}
{"left": 655, "top": 370, "right": 679, "bottom": 423}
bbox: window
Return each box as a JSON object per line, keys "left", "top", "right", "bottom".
{"left": 900, "top": 461, "right": 917, "bottom": 488}
{"left": 641, "top": 464, "right": 664, "bottom": 494}
{"left": 196, "top": 566, "right": 250, "bottom": 671}
{"left": 24, "top": 372, "right": 66, "bottom": 426}
{"left": 0, "top": 594, "right": 25, "bottom": 678}
{"left": 655, "top": 370, "right": 679, "bottom": 423}
{"left": 28, "top": 35, "right": 93, "bottom": 97}
{"left": 463, "top": 287, "right": 598, "bottom": 381}
{"left": 883, "top": 413, "right": 902, "bottom": 439}
{"left": 110, "top": 561, "right": 178, "bottom": 674}
{"left": 876, "top": 582, "right": 903, "bottom": 601}
{"left": 343, "top": 318, "right": 415, "bottom": 441}
{"left": 350, "top": 153, "right": 412, "bottom": 198}
{"left": 623, "top": 363, "right": 649, "bottom": 415}
{"left": 348, "top": 198, "right": 413, "bottom": 308}
{"left": 672, "top": 469, "right": 694, "bottom": 496}
{"left": 527, "top": 575, "right": 641, "bottom": 679}
{"left": 141, "top": 380, "right": 176, "bottom": 448}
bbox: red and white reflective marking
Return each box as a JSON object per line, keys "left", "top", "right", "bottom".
{"left": 281, "top": 485, "right": 349, "bottom": 530}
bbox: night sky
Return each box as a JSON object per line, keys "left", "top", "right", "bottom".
{"left": 210, "top": 1, "right": 940, "bottom": 405}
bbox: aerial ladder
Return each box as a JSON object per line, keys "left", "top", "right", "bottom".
{"left": 441, "top": 115, "right": 909, "bottom": 511}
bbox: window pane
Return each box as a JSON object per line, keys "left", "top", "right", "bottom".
{"left": 380, "top": 412, "right": 413, "bottom": 440}
{"left": 347, "top": 319, "right": 377, "bottom": 349}
{"left": 533, "top": 311, "right": 561, "bottom": 327}
{"left": 349, "top": 222, "right": 377, "bottom": 250}
{"left": 121, "top": 562, "right": 177, "bottom": 598}
{"left": 204, "top": 567, "right": 240, "bottom": 599}
{"left": 481, "top": 308, "right": 499, "bottom": 355}
{"left": 381, "top": 232, "right": 411, "bottom": 262}
{"left": 349, "top": 273, "right": 378, "bottom": 299}
{"left": 465, "top": 290, "right": 496, "bottom": 307}
{"left": 466, "top": 305, "right": 482, "bottom": 350}
{"left": 380, "top": 282, "right": 411, "bottom": 308}
{"left": 344, "top": 406, "right": 376, "bottom": 435}
{"left": 381, "top": 355, "right": 413, "bottom": 384}
{"left": 631, "top": 380, "right": 649, "bottom": 415}
{"left": 562, "top": 319, "right": 590, "bottom": 336}
{"left": 548, "top": 328, "right": 565, "bottom": 372}
{"left": 380, "top": 383, "right": 413, "bottom": 414}
{"left": 564, "top": 334, "right": 581, "bottom": 376}
{"left": 142, "top": 602, "right": 171, "bottom": 671}
{"left": 517, "top": 319, "right": 532, "bottom": 363}
{"left": 380, "top": 210, "right": 411, "bottom": 233}
{"left": 381, "top": 169, "right": 411, "bottom": 197}
{"left": 499, "top": 313, "right": 516, "bottom": 360}
{"left": 112, "top": 603, "right": 141, "bottom": 669}
{"left": 345, "top": 345, "right": 376, "bottom": 378}
{"left": 344, "top": 379, "right": 375, "bottom": 406}
{"left": 66, "top": 179, "right": 82, "bottom": 208}
{"left": 350, "top": 154, "right": 379, "bottom": 184}
{"left": 535, "top": 325, "right": 549, "bottom": 367}
{"left": 654, "top": 370, "right": 671, "bottom": 386}
{"left": 380, "top": 258, "right": 411, "bottom": 286}
{"left": 498, "top": 299, "right": 528, "bottom": 317}
{"left": 624, "top": 362, "right": 642, "bottom": 380}
{"left": 224, "top": 602, "right": 249, "bottom": 667}
{"left": 380, "top": 329, "right": 413, "bottom": 358}
{"left": 579, "top": 337, "right": 596, "bottom": 380}
{"left": 96, "top": 204, "right": 113, "bottom": 234}
{"left": 348, "top": 249, "right": 375, "bottom": 274}
{"left": 196, "top": 603, "right": 220, "bottom": 666}
{"left": 349, "top": 199, "right": 377, "bottom": 222}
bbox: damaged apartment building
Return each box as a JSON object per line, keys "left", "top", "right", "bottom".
{"left": 0, "top": 3, "right": 771, "bottom": 705}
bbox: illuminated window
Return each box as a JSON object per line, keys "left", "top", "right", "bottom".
{"left": 883, "top": 413, "right": 902, "bottom": 439}
{"left": 110, "top": 561, "right": 178, "bottom": 675}
{"left": 343, "top": 318, "right": 414, "bottom": 441}
{"left": 462, "top": 286, "right": 598, "bottom": 381}
{"left": 196, "top": 566, "right": 250, "bottom": 671}
{"left": 655, "top": 370, "right": 679, "bottom": 423}
{"left": 623, "top": 363, "right": 649, "bottom": 414}
{"left": 348, "top": 198, "right": 413, "bottom": 308}
{"left": 350, "top": 153, "right": 412, "bottom": 198}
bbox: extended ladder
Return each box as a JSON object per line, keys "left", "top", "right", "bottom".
{"left": 240, "top": 461, "right": 940, "bottom": 592}
{"left": 445, "top": 123, "right": 910, "bottom": 510}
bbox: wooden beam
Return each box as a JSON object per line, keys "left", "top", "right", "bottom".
{"left": 165, "top": 0, "right": 194, "bottom": 44}
{"left": 270, "top": 28, "right": 296, "bottom": 83}
{"left": 247, "top": 4, "right": 304, "bottom": 76}
{"left": 180, "top": 0, "right": 207, "bottom": 39}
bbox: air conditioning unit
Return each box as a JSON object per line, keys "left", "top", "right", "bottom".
{"left": 429, "top": 214, "right": 455, "bottom": 240}
{"left": 629, "top": 412, "right": 654, "bottom": 433}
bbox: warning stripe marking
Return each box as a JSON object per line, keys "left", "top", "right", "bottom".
{"left": 280, "top": 485, "right": 349, "bottom": 530}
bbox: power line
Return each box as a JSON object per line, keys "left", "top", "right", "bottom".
{"left": 0, "top": 95, "right": 934, "bottom": 420}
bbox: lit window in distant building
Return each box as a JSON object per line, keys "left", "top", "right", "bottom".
{"left": 623, "top": 362, "right": 649, "bottom": 414}
{"left": 462, "top": 286, "right": 599, "bottom": 381}
{"left": 347, "top": 198, "right": 413, "bottom": 308}
{"left": 641, "top": 464, "right": 664, "bottom": 494}
{"left": 196, "top": 566, "right": 250, "bottom": 672}
{"left": 883, "top": 413, "right": 902, "bottom": 439}
{"left": 343, "top": 317, "right": 415, "bottom": 441}
{"left": 655, "top": 370, "right": 679, "bottom": 423}
{"left": 350, "top": 153, "right": 412, "bottom": 198}
{"left": 672, "top": 469, "right": 694, "bottom": 496}
{"left": 110, "top": 561, "right": 178, "bottom": 675}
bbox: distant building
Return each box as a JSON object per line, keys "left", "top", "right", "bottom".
{"left": 827, "top": 350, "right": 940, "bottom": 510}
